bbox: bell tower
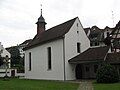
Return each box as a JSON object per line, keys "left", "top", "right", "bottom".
{"left": 36, "top": 6, "right": 46, "bottom": 34}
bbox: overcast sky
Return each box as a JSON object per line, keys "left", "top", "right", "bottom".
{"left": 0, "top": 0, "right": 120, "bottom": 47}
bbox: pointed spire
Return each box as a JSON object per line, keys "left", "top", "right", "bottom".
{"left": 40, "top": 4, "right": 42, "bottom": 16}
{"left": 41, "top": 9, "right": 42, "bottom": 16}
{"left": 37, "top": 4, "right": 46, "bottom": 23}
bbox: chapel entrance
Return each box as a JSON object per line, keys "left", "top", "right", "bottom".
{"left": 75, "top": 64, "right": 82, "bottom": 79}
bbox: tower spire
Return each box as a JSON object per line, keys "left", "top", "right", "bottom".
{"left": 40, "top": 4, "right": 42, "bottom": 16}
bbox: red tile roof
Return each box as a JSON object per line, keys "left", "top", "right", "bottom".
{"left": 69, "top": 46, "right": 110, "bottom": 63}
{"left": 24, "top": 17, "right": 77, "bottom": 50}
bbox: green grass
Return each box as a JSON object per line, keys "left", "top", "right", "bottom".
{"left": 0, "top": 78, "right": 79, "bottom": 90}
{"left": 94, "top": 82, "right": 120, "bottom": 90}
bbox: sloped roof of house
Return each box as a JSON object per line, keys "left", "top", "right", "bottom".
{"left": 68, "top": 46, "right": 109, "bottom": 63}
{"left": 106, "top": 53, "right": 120, "bottom": 64}
{"left": 110, "top": 21, "right": 120, "bottom": 39}
{"left": 84, "top": 27, "right": 90, "bottom": 35}
{"left": 86, "top": 26, "right": 104, "bottom": 42}
{"left": 104, "top": 26, "right": 114, "bottom": 32}
{"left": 24, "top": 17, "right": 77, "bottom": 50}
{"left": 111, "top": 21, "right": 120, "bottom": 35}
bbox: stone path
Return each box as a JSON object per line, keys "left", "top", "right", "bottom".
{"left": 77, "top": 80, "right": 93, "bottom": 90}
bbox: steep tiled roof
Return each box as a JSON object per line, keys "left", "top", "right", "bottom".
{"left": 24, "top": 17, "right": 77, "bottom": 50}
{"left": 69, "top": 46, "right": 109, "bottom": 63}
{"left": 106, "top": 53, "right": 120, "bottom": 64}
{"left": 110, "top": 21, "right": 120, "bottom": 39}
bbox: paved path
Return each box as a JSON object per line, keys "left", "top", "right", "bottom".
{"left": 77, "top": 80, "right": 93, "bottom": 90}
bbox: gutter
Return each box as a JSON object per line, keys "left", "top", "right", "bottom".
{"left": 63, "top": 36, "right": 66, "bottom": 81}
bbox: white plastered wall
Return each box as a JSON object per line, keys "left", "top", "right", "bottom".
{"left": 64, "top": 18, "right": 90, "bottom": 80}
{"left": 25, "top": 39, "right": 65, "bottom": 80}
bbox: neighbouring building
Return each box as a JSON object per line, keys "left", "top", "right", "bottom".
{"left": 84, "top": 26, "right": 114, "bottom": 47}
{"left": 0, "top": 42, "right": 11, "bottom": 68}
{"left": 0, "top": 42, "right": 11, "bottom": 77}
{"left": 110, "top": 21, "right": 120, "bottom": 52}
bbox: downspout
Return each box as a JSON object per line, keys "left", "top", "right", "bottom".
{"left": 63, "top": 36, "right": 66, "bottom": 81}
{"left": 104, "top": 53, "right": 108, "bottom": 61}
{"left": 103, "top": 47, "right": 110, "bottom": 64}
{"left": 102, "top": 53, "right": 108, "bottom": 65}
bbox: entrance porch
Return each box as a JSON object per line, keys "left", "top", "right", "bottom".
{"left": 75, "top": 63, "right": 99, "bottom": 79}
{"left": 68, "top": 46, "right": 110, "bottom": 79}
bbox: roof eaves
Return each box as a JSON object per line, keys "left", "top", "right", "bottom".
{"left": 24, "top": 36, "right": 64, "bottom": 50}
{"left": 69, "top": 59, "right": 103, "bottom": 64}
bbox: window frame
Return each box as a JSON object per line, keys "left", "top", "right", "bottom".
{"left": 29, "top": 52, "right": 31, "bottom": 71}
{"left": 77, "top": 42, "right": 81, "bottom": 53}
{"left": 47, "top": 47, "right": 52, "bottom": 70}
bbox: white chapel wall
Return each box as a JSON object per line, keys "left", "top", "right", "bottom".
{"left": 25, "top": 39, "right": 65, "bottom": 80}
{"left": 64, "top": 18, "right": 90, "bottom": 80}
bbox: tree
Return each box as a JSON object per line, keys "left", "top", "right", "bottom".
{"left": 96, "top": 64, "right": 119, "bottom": 83}
{"left": 7, "top": 46, "right": 24, "bottom": 72}
{"left": 0, "top": 49, "right": 4, "bottom": 66}
{"left": 0, "top": 55, "right": 4, "bottom": 66}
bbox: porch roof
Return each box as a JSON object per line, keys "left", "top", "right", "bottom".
{"left": 68, "top": 46, "right": 109, "bottom": 64}
{"left": 106, "top": 53, "right": 120, "bottom": 64}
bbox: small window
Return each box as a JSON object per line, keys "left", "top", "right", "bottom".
{"left": 77, "top": 31, "right": 79, "bottom": 34}
{"left": 29, "top": 52, "right": 31, "bottom": 71}
{"left": 47, "top": 47, "right": 52, "bottom": 70}
{"left": 94, "top": 65, "right": 98, "bottom": 73}
{"left": 77, "top": 23, "right": 79, "bottom": 27}
{"left": 77, "top": 43, "right": 81, "bottom": 53}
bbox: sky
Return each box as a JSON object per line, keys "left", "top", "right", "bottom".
{"left": 0, "top": 0, "right": 120, "bottom": 47}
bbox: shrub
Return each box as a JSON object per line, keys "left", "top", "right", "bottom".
{"left": 96, "top": 64, "right": 119, "bottom": 83}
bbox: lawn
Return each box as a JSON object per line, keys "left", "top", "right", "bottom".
{"left": 93, "top": 82, "right": 120, "bottom": 90}
{"left": 0, "top": 78, "right": 79, "bottom": 90}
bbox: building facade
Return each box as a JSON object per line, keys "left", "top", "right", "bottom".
{"left": 0, "top": 42, "right": 11, "bottom": 68}
{"left": 24, "top": 11, "right": 90, "bottom": 80}
{"left": 0, "top": 42, "right": 11, "bottom": 77}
